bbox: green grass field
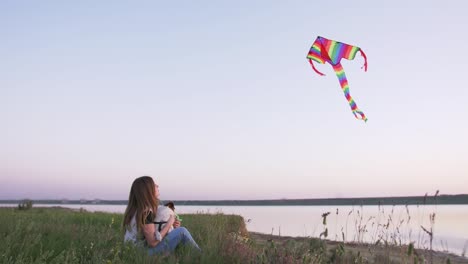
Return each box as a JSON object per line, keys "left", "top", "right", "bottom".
{"left": 0, "top": 207, "right": 464, "bottom": 263}
{"left": 0, "top": 207, "right": 252, "bottom": 263}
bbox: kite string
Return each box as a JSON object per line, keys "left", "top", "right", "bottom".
{"left": 332, "top": 63, "right": 368, "bottom": 122}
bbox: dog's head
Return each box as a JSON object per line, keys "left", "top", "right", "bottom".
{"left": 164, "top": 202, "right": 175, "bottom": 211}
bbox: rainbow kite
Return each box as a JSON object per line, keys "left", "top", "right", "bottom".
{"left": 307, "top": 36, "right": 368, "bottom": 122}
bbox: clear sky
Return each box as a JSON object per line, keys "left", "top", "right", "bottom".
{"left": 1, "top": 1, "right": 467, "bottom": 200}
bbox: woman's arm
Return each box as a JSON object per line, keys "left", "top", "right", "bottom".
{"left": 142, "top": 215, "right": 175, "bottom": 248}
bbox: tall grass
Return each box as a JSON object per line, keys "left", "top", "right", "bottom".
{"left": 316, "top": 191, "right": 466, "bottom": 264}
{"left": 0, "top": 206, "right": 463, "bottom": 263}
{"left": 0, "top": 207, "right": 250, "bottom": 263}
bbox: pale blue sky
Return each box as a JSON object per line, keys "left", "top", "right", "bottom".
{"left": 1, "top": 1, "right": 467, "bottom": 200}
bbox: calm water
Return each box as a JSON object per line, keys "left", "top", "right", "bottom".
{"left": 2, "top": 203, "right": 467, "bottom": 256}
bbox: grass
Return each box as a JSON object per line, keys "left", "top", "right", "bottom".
{"left": 0, "top": 206, "right": 465, "bottom": 263}
{"left": 0, "top": 207, "right": 249, "bottom": 263}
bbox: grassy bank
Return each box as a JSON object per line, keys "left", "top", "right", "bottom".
{"left": 0, "top": 207, "right": 465, "bottom": 263}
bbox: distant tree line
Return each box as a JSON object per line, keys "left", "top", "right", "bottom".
{"left": 2, "top": 194, "right": 468, "bottom": 206}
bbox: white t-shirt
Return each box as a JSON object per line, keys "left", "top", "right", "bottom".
{"left": 124, "top": 214, "right": 139, "bottom": 244}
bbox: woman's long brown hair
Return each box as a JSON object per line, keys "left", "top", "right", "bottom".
{"left": 123, "top": 176, "right": 159, "bottom": 232}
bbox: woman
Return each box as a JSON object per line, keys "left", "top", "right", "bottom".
{"left": 123, "top": 176, "right": 201, "bottom": 255}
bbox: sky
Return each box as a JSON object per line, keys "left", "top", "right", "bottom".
{"left": 1, "top": 1, "right": 467, "bottom": 200}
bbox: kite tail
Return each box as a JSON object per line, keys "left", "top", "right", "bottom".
{"left": 308, "top": 59, "right": 325, "bottom": 76}
{"left": 359, "top": 49, "right": 368, "bottom": 72}
{"left": 332, "top": 63, "right": 368, "bottom": 122}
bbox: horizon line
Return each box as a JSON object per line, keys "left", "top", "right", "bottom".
{"left": 1, "top": 193, "right": 467, "bottom": 202}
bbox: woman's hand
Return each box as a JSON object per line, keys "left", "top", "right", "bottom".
{"left": 173, "top": 219, "right": 181, "bottom": 228}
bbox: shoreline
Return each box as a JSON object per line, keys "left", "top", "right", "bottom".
{"left": 2, "top": 194, "right": 468, "bottom": 206}
{"left": 248, "top": 232, "right": 468, "bottom": 264}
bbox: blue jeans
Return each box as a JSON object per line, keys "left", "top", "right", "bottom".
{"left": 148, "top": 227, "right": 201, "bottom": 255}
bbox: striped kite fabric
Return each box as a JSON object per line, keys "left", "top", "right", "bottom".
{"left": 306, "top": 36, "right": 368, "bottom": 122}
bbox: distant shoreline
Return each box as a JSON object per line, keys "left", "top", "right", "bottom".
{"left": 2, "top": 194, "right": 468, "bottom": 206}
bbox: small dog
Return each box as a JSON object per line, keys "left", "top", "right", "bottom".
{"left": 165, "top": 202, "right": 181, "bottom": 221}
{"left": 153, "top": 202, "right": 176, "bottom": 233}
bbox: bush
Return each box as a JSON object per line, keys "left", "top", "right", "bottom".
{"left": 18, "top": 199, "right": 33, "bottom": 210}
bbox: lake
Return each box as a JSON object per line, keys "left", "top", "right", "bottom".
{"left": 2, "top": 203, "right": 467, "bottom": 256}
